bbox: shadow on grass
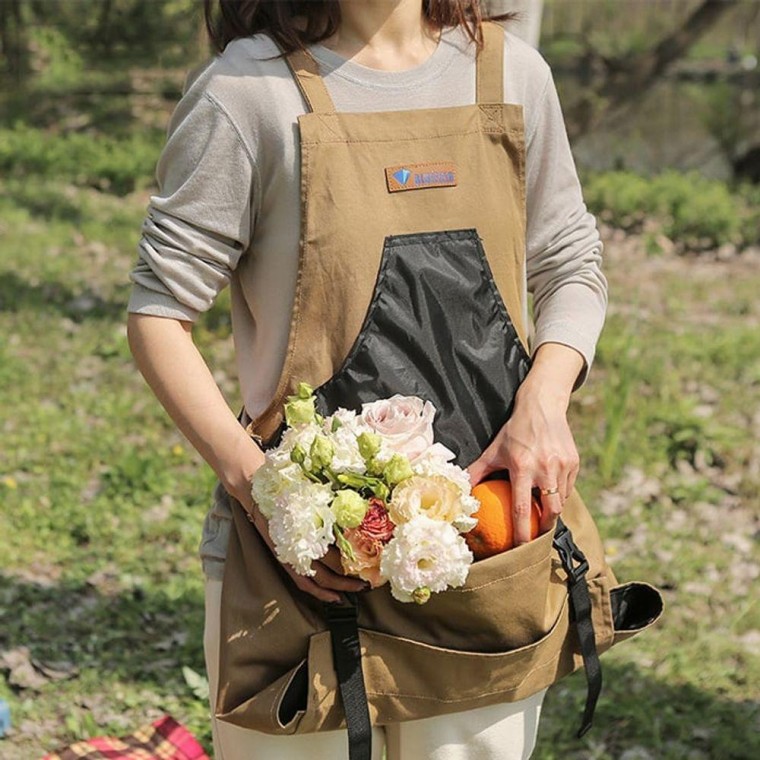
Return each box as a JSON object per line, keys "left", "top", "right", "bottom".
{"left": 537, "top": 658, "right": 758, "bottom": 759}
{"left": 0, "top": 271, "right": 127, "bottom": 322}
{"left": 0, "top": 572, "right": 205, "bottom": 687}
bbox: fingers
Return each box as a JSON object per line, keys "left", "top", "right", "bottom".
{"left": 511, "top": 474, "right": 534, "bottom": 546}
{"left": 318, "top": 545, "right": 344, "bottom": 575}
{"left": 538, "top": 489, "right": 561, "bottom": 535}
{"left": 466, "top": 445, "right": 497, "bottom": 487}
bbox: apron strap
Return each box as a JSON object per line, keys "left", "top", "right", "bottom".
{"left": 285, "top": 47, "right": 337, "bottom": 114}
{"left": 553, "top": 518, "right": 603, "bottom": 737}
{"left": 325, "top": 594, "right": 372, "bottom": 760}
{"left": 477, "top": 21, "right": 505, "bottom": 104}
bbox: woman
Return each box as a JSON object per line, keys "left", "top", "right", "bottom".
{"left": 127, "top": 1, "right": 607, "bottom": 757}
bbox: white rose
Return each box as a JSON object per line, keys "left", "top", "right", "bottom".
{"left": 360, "top": 395, "right": 437, "bottom": 462}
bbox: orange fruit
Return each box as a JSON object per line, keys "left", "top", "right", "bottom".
{"left": 465, "top": 480, "right": 542, "bottom": 560}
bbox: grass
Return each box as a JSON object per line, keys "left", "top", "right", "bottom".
{"left": 1, "top": 175, "right": 758, "bottom": 759}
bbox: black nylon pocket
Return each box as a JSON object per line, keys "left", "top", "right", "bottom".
{"left": 313, "top": 229, "right": 531, "bottom": 467}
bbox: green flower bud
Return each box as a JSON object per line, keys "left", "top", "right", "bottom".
{"left": 357, "top": 432, "right": 382, "bottom": 461}
{"left": 296, "top": 382, "right": 314, "bottom": 400}
{"left": 290, "top": 443, "right": 307, "bottom": 465}
{"left": 284, "top": 396, "right": 316, "bottom": 426}
{"left": 333, "top": 525, "right": 356, "bottom": 562}
{"left": 373, "top": 481, "right": 390, "bottom": 501}
{"left": 331, "top": 490, "right": 369, "bottom": 529}
{"left": 331, "top": 416, "right": 343, "bottom": 433}
{"left": 412, "top": 586, "right": 431, "bottom": 605}
{"left": 310, "top": 435, "right": 334, "bottom": 471}
{"left": 383, "top": 454, "right": 413, "bottom": 487}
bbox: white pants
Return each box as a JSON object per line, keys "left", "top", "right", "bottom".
{"left": 205, "top": 579, "right": 546, "bottom": 759}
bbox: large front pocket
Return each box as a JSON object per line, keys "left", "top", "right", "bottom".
{"left": 357, "top": 526, "right": 559, "bottom": 653}
{"left": 312, "top": 228, "right": 531, "bottom": 467}
{"left": 279, "top": 572, "right": 616, "bottom": 732}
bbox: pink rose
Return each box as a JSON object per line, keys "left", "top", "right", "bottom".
{"left": 341, "top": 530, "right": 385, "bottom": 588}
{"left": 359, "top": 498, "right": 395, "bottom": 543}
{"left": 360, "top": 395, "right": 436, "bottom": 462}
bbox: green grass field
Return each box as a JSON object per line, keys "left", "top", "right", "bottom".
{"left": 1, "top": 174, "right": 757, "bottom": 758}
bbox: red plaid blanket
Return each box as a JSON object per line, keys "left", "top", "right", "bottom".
{"left": 42, "top": 715, "right": 209, "bottom": 760}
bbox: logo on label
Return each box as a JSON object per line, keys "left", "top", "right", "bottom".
{"left": 392, "top": 168, "right": 412, "bottom": 186}
{"left": 386, "top": 162, "right": 458, "bottom": 193}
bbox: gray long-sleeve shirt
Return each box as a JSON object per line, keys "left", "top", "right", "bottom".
{"left": 126, "top": 26, "right": 607, "bottom": 577}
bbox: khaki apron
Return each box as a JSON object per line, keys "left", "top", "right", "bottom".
{"left": 216, "top": 21, "right": 662, "bottom": 751}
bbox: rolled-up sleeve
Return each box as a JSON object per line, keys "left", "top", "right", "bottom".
{"left": 128, "top": 91, "right": 256, "bottom": 322}
{"left": 525, "top": 71, "right": 608, "bottom": 386}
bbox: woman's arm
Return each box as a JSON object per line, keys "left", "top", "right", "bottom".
{"left": 127, "top": 313, "right": 365, "bottom": 602}
{"left": 467, "top": 58, "right": 606, "bottom": 544}
{"left": 467, "top": 342, "right": 583, "bottom": 543}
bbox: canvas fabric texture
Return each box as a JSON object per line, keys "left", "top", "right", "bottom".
{"left": 214, "top": 23, "right": 661, "bottom": 736}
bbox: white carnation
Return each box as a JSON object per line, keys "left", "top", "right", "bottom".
{"left": 278, "top": 422, "right": 322, "bottom": 469}
{"left": 267, "top": 481, "right": 335, "bottom": 576}
{"left": 380, "top": 516, "right": 473, "bottom": 603}
{"left": 328, "top": 424, "right": 367, "bottom": 473}
{"left": 250, "top": 459, "right": 306, "bottom": 519}
{"left": 325, "top": 407, "right": 372, "bottom": 436}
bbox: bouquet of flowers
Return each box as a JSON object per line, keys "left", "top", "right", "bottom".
{"left": 250, "top": 383, "right": 479, "bottom": 604}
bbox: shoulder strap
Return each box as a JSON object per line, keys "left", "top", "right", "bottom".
{"left": 285, "top": 47, "right": 337, "bottom": 114}
{"left": 476, "top": 21, "right": 505, "bottom": 104}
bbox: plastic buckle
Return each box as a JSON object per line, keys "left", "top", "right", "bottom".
{"left": 553, "top": 522, "right": 590, "bottom": 583}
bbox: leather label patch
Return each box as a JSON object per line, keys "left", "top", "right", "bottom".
{"left": 385, "top": 162, "right": 458, "bottom": 193}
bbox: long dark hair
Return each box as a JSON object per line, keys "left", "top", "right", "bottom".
{"left": 204, "top": 1, "right": 516, "bottom": 55}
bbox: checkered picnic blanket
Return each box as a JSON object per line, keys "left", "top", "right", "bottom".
{"left": 42, "top": 715, "right": 209, "bottom": 760}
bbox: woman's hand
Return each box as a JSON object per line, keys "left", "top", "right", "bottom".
{"left": 466, "top": 343, "right": 585, "bottom": 544}
{"left": 230, "top": 477, "right": 367, "bottom": 605}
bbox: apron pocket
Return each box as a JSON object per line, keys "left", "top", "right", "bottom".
{"left": 358, "top": 527, "right": 559, "bottom": 653}
{"left": 356, "top": 573, "right": 615, "bottom": 726}
{"left": 610, "top": 581, "right": 664, "bottom": 643}
{"left": 312, "top": 228, "right": 531, "bottom": 468}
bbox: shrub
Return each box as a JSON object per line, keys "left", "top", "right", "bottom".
{"left": 585, "top": 170, "right": 758, "bottom": 251}
{"left": 0, "top": 123, "right": 162, "bottom": 194}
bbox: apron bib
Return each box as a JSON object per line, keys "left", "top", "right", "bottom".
{"left": 216, "top": 22, "right": 662, "bottom": 748}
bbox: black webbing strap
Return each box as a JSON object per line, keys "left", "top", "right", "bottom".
{"left": 553, "top": 518, "right": 602, "bottom": 737}
{"left": 324, "top": 593, "right": 372, "bottom": 760}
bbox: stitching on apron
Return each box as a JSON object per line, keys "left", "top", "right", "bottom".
{"left": 365, "top": 657, "right": 559, "bottom": 703}
{"left": 479, "top": 104, "right": 504, "bottom": 133}
{"left": 454, "top": 552, "right": 552, "bottom": 593}
{"left": 315, "top": 113, "right": 344, "bottom": 141}
{"left": 300, "top": 128, "right": 482, "bottom": 146}
{"left": 246, "top": 143, "right": 312, "bottom": 435}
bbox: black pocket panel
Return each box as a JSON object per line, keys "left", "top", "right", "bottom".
{"left": 314, "top": 229, "right": 531, "bottom": 467}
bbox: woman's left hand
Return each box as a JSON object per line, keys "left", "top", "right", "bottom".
{"left": 466, "top": 343, "right": 585, "bottom": 544}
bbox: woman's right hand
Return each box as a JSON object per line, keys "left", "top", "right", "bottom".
{"left": 230, "top": 478, "right": 367, "bottom": 604}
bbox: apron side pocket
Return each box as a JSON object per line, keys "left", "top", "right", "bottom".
{"left": 610, "top": 582, "right": 664, "bottom": 643}
{"left": 277, "top": 660, "right": 309, "bottom": 729}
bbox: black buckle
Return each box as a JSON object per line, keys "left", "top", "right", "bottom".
{"left": 553, "top": 521, "right": 589, "bottom": 584}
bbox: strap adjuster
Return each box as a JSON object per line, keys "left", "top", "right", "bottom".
{"left": 553, "top": 521, "right": 590, "bottom": 583}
